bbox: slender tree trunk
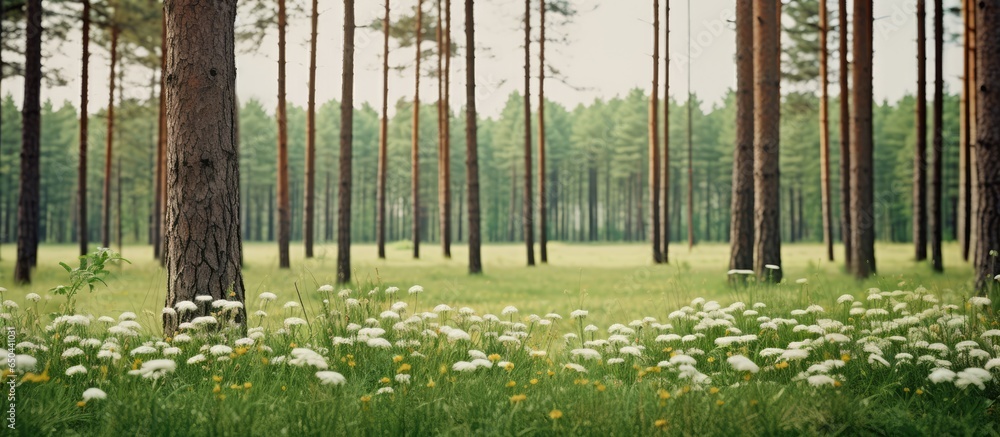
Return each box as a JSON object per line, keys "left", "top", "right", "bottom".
{"left": 914, "top": 0, "right": 928, "bottom": 262}
{"left": 304, "top": 0, "right": 319, "bottom": 259}
{"left": 686, "top": 0, "right": 694, "bottom": 250}
{"left": 102, "top": 27, "right": 119, "bottom": 250}
{"left": 970, "top": 2, "right": 980, "bottom": 267}
{"left": 116, "top": 154, "right": 122, "bottom": 251}
{"left": 839, "top": 0, "right": 852, "bottom": 268}
{"left": 851, "top": 0, "right": 875, "bottom": 278}
{"left": 276, "top": 0, "right": 290, "bottom": 268}
{"left": 538, "top": 0, "right": 547, "bottom": 263}
{"left": 337, "top": 0, "right": 355, "bottom": 283}
{"left": 79, "top": 0, "right": 91, "bottom": 257}
{"left": 730, "top": 0, "right": 754, "bottom": 272}
{"left": 650, "top": 0, "right": 663, "bottom": 264}
{"left": 413, "top": 0, "right": 423, "bottom": 259}
{"left": 930, "top": 0, "right": 944, "bottom": 272}
{"left": 163, "top": 0, "right": 246, "bottom": 335}
{"left": 974, "top": 0, "right": 999, "bottom": 291}
{"left": 465, "top": 0, "right": 482, "bottom": 274}
{"left": 13, "top": 0, "right": 42, "bottom": 283}
{"left": 443, "top": 0, "right": 453, "bottom": 257}
{"left": 523, "top": 0, "right": 535, "bottom": 265}
{"left": 377, "top": 0, "right": 391, "bottom": 259}
{"left": 959, "top": 0, "right": 972, "bottom": 261}
{"left": 752, "top": 0, "right": 781, "bottom": 282}
{"left": 819, "top": 0, "right": 833, "bottom": 261}
{"left": 661, "top": 2, "right": 670, "bottom": 262}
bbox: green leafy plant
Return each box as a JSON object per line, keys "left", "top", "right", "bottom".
{"left": 49, "top": 247, "right": 130, "bottom": 313}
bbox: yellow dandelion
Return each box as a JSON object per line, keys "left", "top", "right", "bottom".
{"left": 347, "top": 360, "right": 356, "bottom": 368}
{"left": 655, "top": 419, "right": 668, "bottom": 429}
{"left": 841, "top": 354, "right": 851, "bottom": 362}
{"left": 903, "top": 387, "right": 910, "bottom": 393}
{"left": 289, "top": 342, "right": 297, "bottom": 348}
{"left": 440, "top": 364, "right": 449, "bottom": 375}
{"left": 360, "top": 395, "right": 371, "bottom": 403}
{"left": 510, "top": 394, "right": 527, "bottom": 403}
{"left": 76, "top": 401, "right": 87, "bottom": 408}
{"left": 596, "top": 383, "right": 606, "bottom": 392}
{"left": 397, "top": 363, "right": 412, "bottom": 374}
{"left": 244, "top": 382, "right": 252, "bottom": 389}
{"left": 707, "top": 357, "right": 715, "bottom": 363}
{"left": 281, "top": 386, "right": 287, "bottom": 391}
{"left": 658, "top": 389, "right": 670, "bottom": 400}
{"left": 916, "top": 389, "right": 924, "bottom": 395}
{"left": 217, "top": 394, "right": 227, "bottom": 401}
{"left": 503, "top": 362, "right": 515, "bottom": 371}
{"left": 716, "top": 400, "right": 725, "bottom": 406}
{"left": 547, "top": 370, "right": 555, "bottom": 377}
{"left": 261, "top": 357, "right": 270, "bottom": 365}
{"left": 488, "top": 354, "right": 501, "bottom": 362}
{"left": 380, "top": 377, "right": 391, "bottom": 384}
{"left": 530, "top": 378, "right": 539, "bottom": 385}
{"left": 393, "top": 355, "right": 404, "bottom": 363}
{"left": 426, "top": 379, "right": 436, "bottom": 388}
{"left": 506, "top": 380, "right": 517, "bottom": 388}
{"left": 213, "top": 384, "right": 221, "bottom": 393}
{"left": 709, "top": 387, "right": 720, "bottom": 395}
{"left": 212, "top": 375, "right": 223, "bottom": 382}
{"left": 775, "top": 361, "right": 789, "bottom": 370}
{"left": 549, "top": 409, "right": 563, "bottom": 420}
{"left": 230, "top": 384, "right": 241, "bottom": 390}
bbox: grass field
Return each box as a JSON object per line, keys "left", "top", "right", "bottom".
{"left": 3, "top": 242, "right": 999, "bottom": 436}
{"left": 0, "top": 241, "right": 980, "bottom": 331}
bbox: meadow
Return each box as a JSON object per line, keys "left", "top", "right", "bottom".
{"left": 1, "top": 242, "right": 998, "bottom": 435}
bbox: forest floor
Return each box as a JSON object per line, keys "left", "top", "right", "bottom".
{"left": 2, "top": 242, "right": 998, "bottom": 436}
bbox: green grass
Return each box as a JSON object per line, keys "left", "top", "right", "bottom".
{"left": 2, "top": 242, "right": 998, "bottom": 436}
{"left": 0, "top": 241, "right": 980, "bottom": 330}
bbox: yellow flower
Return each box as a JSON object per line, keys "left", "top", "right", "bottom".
{"left": 503, "top": 362, "right": 515, "bottom": 371}
{"left": 903, "top": 387, "right": 910, "bottom": 393}
{"left": 834, "top": 381, "right": 842, "bottom": 388}
{"left": 506, "top": 380, "right": 517, "bottom": 388}
{"left": 716, "top": 400, "right": 725, "bottom": 406}
{"left": 426, "top": 379, "right": 436, "bottom": 388}
{"left": 709, "top": 387, "right": 719, "bottom": 395}
{"left": 488, "top": 354, "right": 502, "bottom": 362}
{"left": 380, "top": 377, "right": 391, "bottom": 384}
{"left": 347, "top": 360, "right": 356, "bottom": 368}
{"left": 530, "top": 378, "right": 539, "bottom": 385}
{"left": 682, "top": 386, "right": 691, "bottom": 394}
{"left": 261, "top": 357, "right": 270, "bottom": 365}
{"left": 657, "top": 389, "right": 670, "bottom": 400}
{"left": 440, "top": 365, "right": 449, "bottom": 375}
{"left": 77, "top": 401, "right": 87, "bottom": 408}
{"left": 841, "top": 354, "right": 851, "bottom": 363}
{"left": 510, "top": 394, "right": 527, "bottom": 403}
{"left": 707, "top": 357, "right": 715, "bottom": 363}
{"left": 289, "top": 342, "right": 297, "bottom": 348}
{"left": 360, "top": 395, "right": 372, "bottom": 403}
{"left": 397, "top": 363, "right": 412, "bottom": 374}
{"left": 916, "top": 389, "right": 924, "bottom": 395}
{"left": 655, "top": 419, "right": 668, "bottom": 429}
{"left": 217, "top": 394, "right": 227, "bottom": 401}
{"left": 281, "top": 386, "right": 287, "bottom": 391}
{"left": 212, "top": 375, "right": 223, "bottom": 383}
{"left": 393, "top": 355, "right": 404, "bottom": 363}
{"left": 595, "top": 383, "right": 606, "bottom": 392}
{"left": 213, "top": 384, "right": 221, "bottom": 393}
{"left": 547, "top": 370, "right": 555, "bottom": 377}
{"left": 230, "top": 384, "right": 241, "bottom": 390}
{"left": 235, "top": 347, "right": 248, "bottom": 356}
{"left": 744, "top": 373, "right": 752, "bottom": 381}
{"left": 244, "top": 382, "right": 252, "bottom": 389}
{"left": 132, "top": 359, "right": 143, "bottom": 370}
{"left": 775, "top": 361, "right": 789, "bottom": 370}
{"left": 549, "top": 409, "right": 563, "bottom": 420}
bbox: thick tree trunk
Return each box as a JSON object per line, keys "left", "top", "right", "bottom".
{"left": 959, "top": 0, "right": 972, "bottom": 261}
{"left": 14, "top": 0, "right": 42, "bottom": 283}
{"left": 523, "top": 0, "right": 535, "bottom": 266}
{"left": 650, "top": 0, "right": 662, "bottom": 264}
{"left": 163, "top": 0, "right": 246, "bottom": 335}
{"left": 337, "top": 0, "right": 355, "bottom": 283}
{"left": 377, "top": 0, "right": 390, "bottom": 259}
{"left": 838, "top": 0, "right": 852, "bottom": 268}
{"left": 974, "top": 0, "right": 999, "bottom": 291}
{"left": 538, "top": 0, "right": 547, "bottom": 263}
{"left": 304, "top": 0, "right": 319, "bottom": 259}
{"left": 930, "top": 0, "right": 944, "bottom": 272}
{"left": 102, "top": 27, "right": 119, "bottom": 250}
{"left": 276, "top": 0, "right": 290, "bottom": 268}
{"left": 819, "top": 0, "right": 833, "bottom": 261}
{"left": 80, "top": 0, "right": 91, "bottom": 257}
{"left": 752, "top": 0, "right": 781, "bottom": 283}
{"left": 465, "top": 0, "right": 482, "bottom": 274}
{"left": 661, "top": 2, "right": 670, "bottom": 263}
{"left": 730, "top": 0, "right": 754, "bottom": 272}
{"left": 413, "top": 0, "right": 423, "bottom": 259}
{"left": 914, "top": 0, "right": 928, "bottom": 262}
{"left": 851, "top": 0, "right": 876, "bottom": 278}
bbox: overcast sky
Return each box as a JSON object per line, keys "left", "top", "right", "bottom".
{"left": 3, "top": 0, "right": 964, "bottom": 119}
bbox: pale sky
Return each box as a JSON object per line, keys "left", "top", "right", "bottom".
{"left": 3, "top": 0, "right": 964, "bottom": 119}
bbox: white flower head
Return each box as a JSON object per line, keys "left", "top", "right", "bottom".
{"left": 25, "top": 293, "right": 41, "bottom": 303}
{"left": 570, "top": 310, "right": 589, "bottom": 319}
{"left": 765, "top": 264, "right": 780, "bottom": 270}
{"left": 969, "top": 297, "right": 992, "bottom": 307}
{"left": 65, "top": 365, "right": 88, "bottom": 376}
{"left": 408, "top": 285, "right": 424, "bottom": 295}
{"left": 258, "top": 292, "right": 277, "bottom": 302}
{"left": 316, "top": 371, "right": 346, "bottom": 385}
{"left": 128, "top": 359, "right": 176, "bottom": 380}
{"left": 194, "top": 295, "right": 214, "bottom": 303}
{"left": 317, "top": 285, "right": 335, "bottom": 293}
{"left": 82, "top": 387, "right": 107, "bottom": 401}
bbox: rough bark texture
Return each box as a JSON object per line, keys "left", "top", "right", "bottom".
{"left": 163, "top": 0, "right": 245, "bottom": 335}
{"left": 752, "top": 0, "right": 781, "bottom": 283}
{"left": 969, "top": 1, "right": 980, "bottom": 267}
{"left": 729, "top": 0, "right": 754, "bottom": 272}
{"left": 975, "top": 0, "right": 999, "bottom": 291}
{"left": 465, "top": 0, "right": 482, "bottom": 274}
{"left": 959, "top": 0, "right": 972, "bottom": 261}
{"left": 14, "top": 0, "right": 41, "bottom": 284}
{"left": 377, "top": 0, "right": 390, "bottom": 259}
{"left": 80, "top": 0, "right": 91, "bottom": 257}
{"left": 650, "top": 0, "right": 662, "bottom": 264}
{"left": 413, "top": 0, "right": 423, "bottom": 259}
{"left": 661, "top": 2, "right": 670, "bottom": 263}
{"left": 851, "top": 0, "right": 876, "bottom": 278}
{"left": 819, "top": 0, "right": 833, "bottom": 262}
{"left": 523, "top": 0, "right": 535, "bottom": 266}
{"left": 838, "top": 0, "right": 852, "bottom": 268}
{"left": 337, "top": 0, "right": 355, "bottom": 284}
{"left": 304, "top": 0, "right": 319, "bottom": 259}
{"left": 930, "top": 0, "right": 943, "bottom": 272}
{"left": 103, "top": 27, "right": 119, "bottom": 249}
{"left": 914, "top": 0, "right": 928, "bottom": 262}
{"left": 538, "top": 0, "right": 547, "bottom": 264}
